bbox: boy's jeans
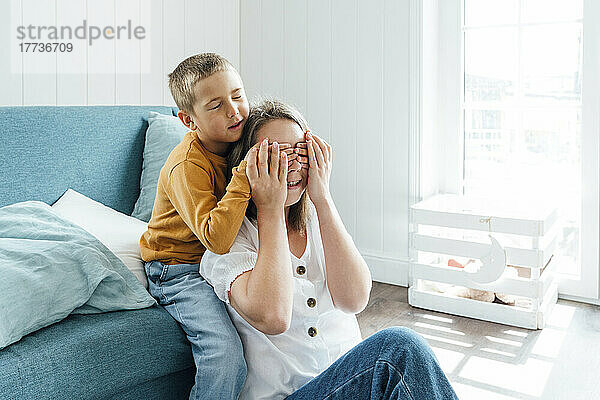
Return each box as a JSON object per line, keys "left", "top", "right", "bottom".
{"left": 144, "top": 260, "right": 246, "bottom": 400}
{"left": 286, "top": 327, "right": 459, "bottom": 400}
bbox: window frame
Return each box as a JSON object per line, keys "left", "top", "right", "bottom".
{"left": 431, "top": 0, "right": 599, "bottom": 300}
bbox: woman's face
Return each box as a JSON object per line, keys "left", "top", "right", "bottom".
{"left": 254, "top": 119, "right": 308, "bottom": 208}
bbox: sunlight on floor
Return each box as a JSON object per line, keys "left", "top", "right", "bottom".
{"left": 459, "top": 356, "right": 553, "bottom": 397}
{"left": 479, "top": 347, "right": 516, "bottom": 357}
{"left": 544, "top": 303, "right": 576, "bottom": 329}
{"left": 433, "top": 349, "right": 466, "bottom": 374}
{"left": 504, "top": 329, "right": 528, "bottom": 338}
{"left": 531, "top": 327, "right": 567, "bottom": 358}
{"left": 412, "top": 302, "right": 577, "bottom": 399}
{"left": 420, "top": 332, "right": 474, "bottom": 348}
{"left": 484, "top": 335, "right": 523, "bottom": 347}
{"left": 414, "top": 321, "right": 466, "bottom": 335}
{"left": 453, "top": 381, "right": 524, "bottom": 400}
{"left": 420, "top": 313, "right": 454, "bottom": 324}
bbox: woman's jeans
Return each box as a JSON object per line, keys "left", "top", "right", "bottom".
{"left": 287, "top": 327, "right": 458, "bottom": 400}
{"left": 144, "top": 260, "right": 246, "bottom": 400}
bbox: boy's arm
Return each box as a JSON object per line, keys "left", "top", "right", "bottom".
{"left": 166, "top": 159, "right": 250, "bottom": 254}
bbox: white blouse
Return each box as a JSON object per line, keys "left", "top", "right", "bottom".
{"left": 200, "top": 204, "right": 362, "bottom": 400}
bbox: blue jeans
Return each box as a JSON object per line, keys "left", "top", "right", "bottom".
{"left": 286, "top": 327, "right": 458, "bottom": 400}
{"left": 144, "top": 261, "right": 247, "bottom": 400}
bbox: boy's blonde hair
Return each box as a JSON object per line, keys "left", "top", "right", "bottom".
{"left": 168, "top": 53, "right": 234, "bottom": 113}
{"left": 227, "top": 99, "right": 311, "bottom": 234}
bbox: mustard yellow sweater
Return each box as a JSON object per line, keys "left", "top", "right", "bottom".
{"left": 140, "top": 131, "right": 250, "bottom": 265}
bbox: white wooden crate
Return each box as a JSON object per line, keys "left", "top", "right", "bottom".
{"left": 409, "top": 194, "right": 559, "bottom": 329}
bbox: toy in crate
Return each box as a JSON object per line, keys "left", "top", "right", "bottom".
{"left": 408, "top": 194, "right": 559, "bottom": 329}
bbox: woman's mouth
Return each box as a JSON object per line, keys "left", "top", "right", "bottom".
{"left": 287, "top": 179, "right": 302, "bottom": 189}
{"left": 228, "top": 120, "right": 243, "bottom": 130}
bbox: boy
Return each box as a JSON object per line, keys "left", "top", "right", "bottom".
{"left": 140, "top": 53, "right": 254, "bottom": 400}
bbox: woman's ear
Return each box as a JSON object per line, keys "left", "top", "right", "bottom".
{"left": 177, "top": 110, "right": 198, "bottom": 131}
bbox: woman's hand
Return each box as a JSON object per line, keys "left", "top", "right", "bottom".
{"left": 290, "top": 143, "right": 309, "bottom": 171}
{"left": 305, "top": 131, "right": 332, "bottom": 206}
{"left": 246, "top": 138, "right": 288, "bottom": 212}
{"left": 243, "top": 141, "right": 261, "bottom": 163}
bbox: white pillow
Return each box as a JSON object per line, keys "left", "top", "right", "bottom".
{"left": 51, "top": 189, "right": 149, "bottom": 289}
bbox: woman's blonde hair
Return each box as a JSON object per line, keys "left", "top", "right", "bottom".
{"left": 227, "top": 99, "right": 311, "bottom": 233}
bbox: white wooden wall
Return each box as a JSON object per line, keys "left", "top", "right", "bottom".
{"left": 0, "top": 0, "right": 239, "bottom": 106}
{"left": 240, "top": 0, "right": 411, "bottom": 284}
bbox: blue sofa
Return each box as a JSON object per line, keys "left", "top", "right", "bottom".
{"left": 0, "top": 106, "right": 195, "bottom": 399}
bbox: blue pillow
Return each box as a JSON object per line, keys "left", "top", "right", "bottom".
{"left": 131, "top": 112, "right": 188, "bottom": 222}
{"left": 0, "top": 201, "right": 156, "bottom": 349}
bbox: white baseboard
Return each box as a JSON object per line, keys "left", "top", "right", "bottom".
{"left": 559, "top": 293, "right": 600, "bottom": 306}
{"left": 362, "top": 253, "right": 409, "bottom": 287}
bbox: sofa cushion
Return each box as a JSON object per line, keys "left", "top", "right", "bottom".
{"left": 0, "top": 201, "right": 156, "bottom": 350}
{"left": 0, "top": 306, "right": 195, "bottom": 399}
{"left": 52, "top": 188, "right": 149, "bottom": 288}
{"left": 0, "top": 106, "right": 176, "bottom": 215}
{"left": 131, "top": 111, "right": 188, "bottom": 222}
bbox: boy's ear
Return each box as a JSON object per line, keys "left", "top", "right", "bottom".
{"left": 177, "top": 110, "right": 198, "bottom": 131}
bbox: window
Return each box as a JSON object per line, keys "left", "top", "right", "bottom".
{"left": 462, "top": 0, "right": 583, "bottom": 277}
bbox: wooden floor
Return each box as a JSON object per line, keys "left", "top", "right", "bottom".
{"left": 356, "top": 282, "right": 600, "bottom": 400}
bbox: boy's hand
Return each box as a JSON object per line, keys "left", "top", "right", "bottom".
{"left": 278, "top": 143, "right": 294, "bottom": 162}
{"left": 292, "top": 142, "right": 309, "bottom": 170}
{"left": 305, "top": 131, "right": 332, "bottom": 206}
{"left": 244, "top": 142, "right": 297, "bottom": 166}
{"left": 246, "top": 138, "right": 288, "bottom": 212}
{"left": 269, "top": 143, "right": 308, "bottom": 171}
{"left": 276, "top": 141, "right": 309, "bottom": 171}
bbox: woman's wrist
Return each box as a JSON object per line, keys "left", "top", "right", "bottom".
{"left": 256, "top": 205, "right": 285, "bottom": 222}
{"left": 311, "top": 192, "right": 334, "bottom": 211}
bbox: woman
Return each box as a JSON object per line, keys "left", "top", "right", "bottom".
{"left": 200, "top": 99, "right": 458, "bottom": 399}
